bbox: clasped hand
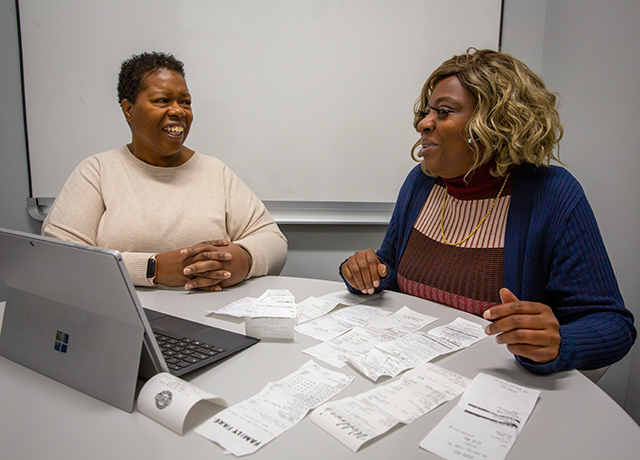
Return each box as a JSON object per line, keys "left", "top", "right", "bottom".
{"left": 154, "top": 240, "right": 251, "bottom": 291}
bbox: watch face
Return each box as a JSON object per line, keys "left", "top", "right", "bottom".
{"left": 146, "top": 257, "right": 157, "bottom": 279}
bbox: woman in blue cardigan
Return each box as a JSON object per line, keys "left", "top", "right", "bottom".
{"left": 340, "top": 49, "right": 636, "bottom": 375}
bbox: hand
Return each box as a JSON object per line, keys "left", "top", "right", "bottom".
{"left": 483, "top": 288, "right": 561, "bottom": 364}
{"left": 180, "top": 240, "right": 251, "bottom": 291}
{"left": 341, "top": 249, "right": 388, "bottom": 294}
{"left": 154, "top": 240, "right": 251, "bottom": 291}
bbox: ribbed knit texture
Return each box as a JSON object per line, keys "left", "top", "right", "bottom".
{"left": 340, "top": 163, "right": 636, "bottom": 375}
{"left": 397, "top": 169, "right": 512, "bottom": 315}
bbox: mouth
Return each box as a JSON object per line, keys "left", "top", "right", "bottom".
{"left": 163, "top": 125, "right": 185, "bottom": 138}
{"left": 418, "top": 142, "right": 436, "bottom": 158}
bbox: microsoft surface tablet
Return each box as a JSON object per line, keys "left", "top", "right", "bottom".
{"left": 0, "top": 228, "right": 258, "bottom": 412}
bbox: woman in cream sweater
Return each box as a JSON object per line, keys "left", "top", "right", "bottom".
{"left": 43, "top": 51, "right": 287, "bottom": 291}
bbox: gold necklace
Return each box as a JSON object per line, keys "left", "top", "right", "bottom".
{"left": 440, "top": 172, "right": 511, "bottom": 247}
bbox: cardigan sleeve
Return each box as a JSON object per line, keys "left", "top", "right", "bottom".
{"left": 515, "top": 183, "right": 636, "bottom": 375}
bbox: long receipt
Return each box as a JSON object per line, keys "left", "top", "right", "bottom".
{"left": 310, "top": 363, "right": 469, "bottom": 452}
{"left": 420, "top": 373, "right": 540, "bottom": 460}
{"left": 195, "top": 361, "right": 354, "bottom": 456}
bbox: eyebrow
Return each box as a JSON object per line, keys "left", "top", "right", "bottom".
{"left": 427, "top": 96, "right": 461, "bottom": 106}
{"left": 148, "top": 89, "right": 191, "bottom": 97}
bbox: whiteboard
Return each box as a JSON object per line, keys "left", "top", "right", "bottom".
{"left": 20, "top": 0, "right": 502, "bottom": 204}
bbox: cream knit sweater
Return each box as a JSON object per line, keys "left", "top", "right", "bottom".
{"left": 42, "top": 146, "right": 287, "bottom": 285}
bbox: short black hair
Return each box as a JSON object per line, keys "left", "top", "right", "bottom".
{"left": 117, "top": 51, "right": 185, "bottom": 104}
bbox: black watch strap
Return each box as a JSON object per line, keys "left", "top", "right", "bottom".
{"left": 146, "top": 254, "right": 158, "bottom": 285}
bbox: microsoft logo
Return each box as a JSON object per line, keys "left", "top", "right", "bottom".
{"left": 54, "top": 331, "right": 69, "bottom": 353}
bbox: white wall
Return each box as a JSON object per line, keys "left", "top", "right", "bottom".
{"left": 2, "top": 0, "right": 639, "bottom": 423}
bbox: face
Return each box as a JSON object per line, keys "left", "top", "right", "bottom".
{"left": 121, "top": 69, "right": 193, "bottom": 166}
{"left": 416, "top": 75, "right": 477, "bottom": 178}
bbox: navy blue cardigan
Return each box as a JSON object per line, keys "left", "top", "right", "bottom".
{"left": 341, "top": 164, "right": 636, "bottom": 375}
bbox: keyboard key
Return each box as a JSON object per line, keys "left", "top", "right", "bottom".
{"left": 196, "top": 348, "right": 219, "bottom": 357}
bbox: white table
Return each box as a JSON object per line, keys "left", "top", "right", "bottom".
{"left": 1, "top": 276, "right": 639, "bottom": 459}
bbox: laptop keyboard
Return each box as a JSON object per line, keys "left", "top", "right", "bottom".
{"left": 154, "top": 333, "right": 227, "bottom": 373}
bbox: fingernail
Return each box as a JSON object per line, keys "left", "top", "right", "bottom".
{"left": 495, "top": 335, "right": 503, "bottom": 344}
{"left": 373, "top": 280, "right": 379, "bottom": 288}
{"left": 367, "top": 288, "right": 375, "bottom": 294}
{"left": 361, "top": 290, "right": 367, "bottom": 294}
{"left": 483, "top": 310, "right": 492, "bottom": 320}
{"left": 185, "top": 283, "right": 194, "bottom": 290}
{"left": 224, "top": 272, "right": 231, "bottom": 278}
{"left": 183, "top": 267, "right": 192, "bottom": 275}
{"left": 484, "top": 325, "right": 491, "bottom": 335}
{"left": 180, "top": 249, "right": 188, "bottom": 255}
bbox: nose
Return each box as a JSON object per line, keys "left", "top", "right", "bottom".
{"left": 417, "top": 111, "right": 435, "bottom": 133}
{"left": 168, "top": 101, "right": 186, "bottom": 117}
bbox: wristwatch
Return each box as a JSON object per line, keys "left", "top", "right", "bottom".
{"left": 146, "top": 254, "right": 158, "bottom": 285}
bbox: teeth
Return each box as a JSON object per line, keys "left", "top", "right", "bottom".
{"left": 165, "top": 126, "right": 184, "bottom": 134}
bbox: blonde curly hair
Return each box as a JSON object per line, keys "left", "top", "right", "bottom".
{"left": 411, "top": 48, "right": 564, "bottom": 177}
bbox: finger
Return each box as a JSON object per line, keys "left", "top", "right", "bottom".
{"left": 494, "top": 327, "right": 554, "bottom": 347}
{"left": 183, "top": 261, "right": 227, "bottom": 277}
{"left": 483, "top": 300, "right": 542, "bottom": 322}
{"left": 484, "top": 310, "right": 549, "bottom": 336}
{"left": 183, "top": 257, "right": 229, "bottom": 276}
{"left": 185, "top": 276, "right": 224, "bottom": 291}
{"left": 180, "top": 240, "right": 230, "bottom": 257}
{"left": 343, "top": 260, "right": 373, "bottom": 294}
{"left": 344, "top": 264, "right": 369, "bottom": 293}
{"left": 499, "top": 287, "right": 519, "bottom": 304}
{"left": 189, "top": 250, "right": 233, "bottom": 263}
{"left": 354, "top": 256, "right": 378, "bottom": 294}
{"left": 504, "top": 343, "right": 559, "bottom": 364}
{"left": 378, "top": 263, "right": 388, "bottom": 279}
{"left": 205, "top": 240, "right": 230, "bottom": 247}
{"left": 483, "top": 288, "right": 521, "bottom": 321}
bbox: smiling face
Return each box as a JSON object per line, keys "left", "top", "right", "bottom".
{"left": 416, "top": 75, "right": 477, "bottom": 179}
{"left": 121, "top": 69, "right": 193, "bottom": 167}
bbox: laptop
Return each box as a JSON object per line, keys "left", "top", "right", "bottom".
{"left": 0, "top": 228, "right": 259, "bottom": 412}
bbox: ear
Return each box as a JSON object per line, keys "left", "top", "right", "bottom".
{"left": 121, "top": 99, "right": 133, "bottom": 124}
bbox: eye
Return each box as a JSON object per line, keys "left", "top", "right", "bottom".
{"left": 181, "top": 99, "right": 192, "bottom": 106}
{"left": 432, "top": 106, "right": 453, "bottom": 116}
{"left": 153, "top": 98, "right": 169, "bottom": 104}
{"left": 417, "top": 105, "right": 453, "bottom": 119}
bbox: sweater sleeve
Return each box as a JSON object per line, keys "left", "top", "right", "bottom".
{"left": 222, "top": 165, "right": 287, "bottom": 278}
{"left": 42, "top": 156, "right": 104, "bottom": 247}
{"left": 41, "top": 155, "right": 156, "bottom": 286}
{"left": 516, "top": 191, "right": 636, "bottom": 375}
